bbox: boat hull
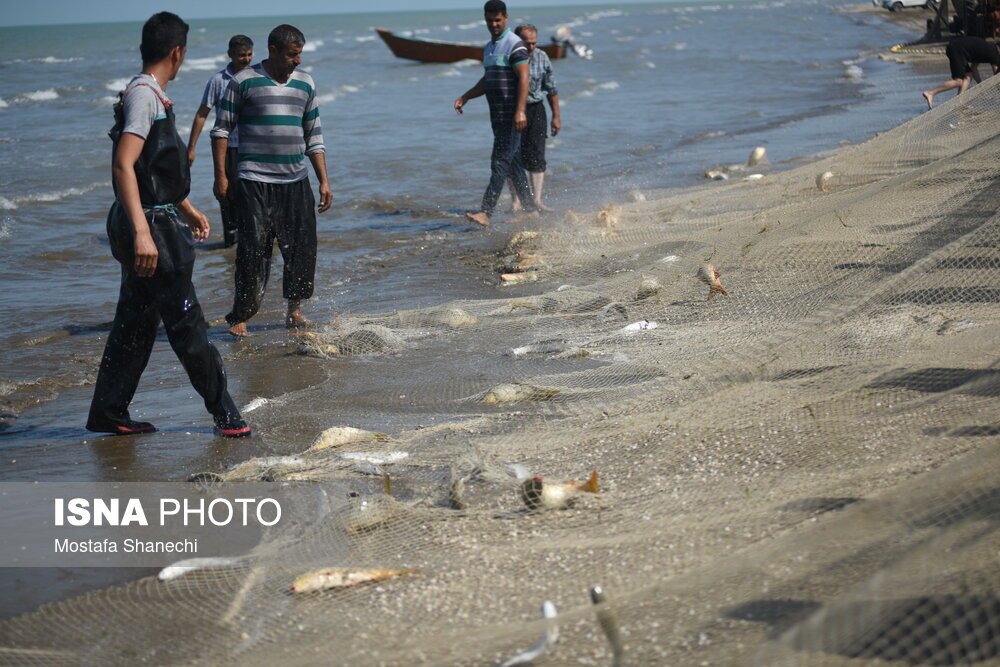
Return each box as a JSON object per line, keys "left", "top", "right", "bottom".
{"left": 376, "top": 28, "right": 566, "bottom": 64}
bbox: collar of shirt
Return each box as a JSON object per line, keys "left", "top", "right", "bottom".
{"left": 490, "top": 28, "right": 510, "bottom": 44}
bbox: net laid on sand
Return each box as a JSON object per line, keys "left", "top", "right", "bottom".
{"left": 2, "top": 75, "right": 999, "bottom": 667}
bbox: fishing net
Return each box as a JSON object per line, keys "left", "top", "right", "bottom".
{"left": 2, "top": 71, "right": 999, "bottom": 667}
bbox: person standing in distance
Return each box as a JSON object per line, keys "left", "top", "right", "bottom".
{"left": 187, "top": 35, "right": 254, "bottom": 247}
{"left": 211, "top": 24, "right": 332, "bottom": 337}
{"left": 509, "top": 23, "right": 560, "bottom": 212}
{"left": 455, "top": 0, "right": 537, "bottom": 226}
{"left": 88, "top": 12, "right": 250, "bottom": 438}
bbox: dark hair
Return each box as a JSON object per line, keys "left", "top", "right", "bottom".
{"left": 268, "top": 24, "right": 305, "bottom": 50}
{"left": 514, "top": 23, "right": 537, "bottom": 37}
{"left": 228, "top": 34, "right": 253, "bottom": 52}
{"left": 140, "top": 12, "right": 189, "bottom": 65}
{"left": 484, "top": 0, "right": 507, "bottom": 15}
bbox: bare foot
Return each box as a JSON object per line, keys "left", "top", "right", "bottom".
{"left": 922, "top": 91, "right": 933, "bottom": 110}
{"left": 465, "top": 212, "right": 491, "bottom": 226}
{"left": 286, "top": 309, "right": 311, "bottom": 330}
{"left": 534, "top": 202, "right": 554, "bottom": 213}
{"left": 229, "top": 322, "right": 249, "bottom": 337}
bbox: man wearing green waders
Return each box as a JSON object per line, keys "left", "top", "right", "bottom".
{"left": 88, "top": 12, "right": 250, "bottom": 438}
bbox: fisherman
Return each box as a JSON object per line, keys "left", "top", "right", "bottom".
{"left": 87, "top": 12, "right": 250, "bottom": 438}
{"left": 211, "top": 24, "right": 332, "bottom": 337}
{"left": 455, "top": 0, "right": 537, "bottom": 226}
{"left": 508, "top": 23, "right": 560, "bottom": 212}
{"left": 922, "top": 36, "right": 1000, "bottom": 110}
{"left": 186, "top": 34, "right": 254, "bottom": 247}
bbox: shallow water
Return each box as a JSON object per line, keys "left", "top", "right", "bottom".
{"left": 0, "top": 0, "right": 946, "bottom": 617}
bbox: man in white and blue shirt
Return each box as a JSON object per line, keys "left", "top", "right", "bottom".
{"left": 187, "top": 35, "right": 253, "bottom": 246}
{"left": 454, "top": 0, "right": 537, "bottom": 225}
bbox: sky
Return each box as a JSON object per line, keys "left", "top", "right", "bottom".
{"left": 0, "top": 0, "right": 654, "bottom": 27}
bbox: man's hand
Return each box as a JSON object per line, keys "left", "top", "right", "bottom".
{"left": 184, "top": 205, "right": 210, "bottom": 241}
{"left": 514, "top": 110, "right": 527, "bottom": 132}
{"left": 214, "top": 176, "right": 229, "bottom": 203}
{"left": 318, "top": 181, "right": 332, "bottom": 213}
{"left": 134, "top": 231, "right": 158, "bottom": 278}
{"left": 454, "top": 96, "right": 466, "bottom": 114}
{"left": 551, "top": 114, "right": 561, "bottom": 136}
{"left": 187, "top": 147, "right": 196, "bottom": 167}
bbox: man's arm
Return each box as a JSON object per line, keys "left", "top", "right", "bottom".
{"left": 177, "top": 198, "right": 210, "bottom": 240}
{"left": 308, "top": 153, "right": 332, "bottom": 213}
{"left": 302, "top": 89, "right": 331, "bottom": 213}
{"left": 113, "top": 134, "right": 158, "bottom": 277}
{"left": 455, "top": 77, "right": 486, "bottom": 114}
{"left": 542, "top": 57, "right": 560, "bottom": 136}
{"left": 513, "top": 61, "right": 529, "bottom": 132}
{"left": 548, "top": 93, "right": 561, "bottom": 136}
{"left": 186, "top": 105, "right": 212, "bottom": 166}
{"left": 210, "top": 79, "right": 241, "bottom": 202}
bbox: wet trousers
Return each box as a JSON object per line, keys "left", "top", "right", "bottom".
{"left": 87, "top": 202, "right": 241, "bottom": 431}
{"left": 480, "top": 121, "right": 535, "bottom": 216}
{"left": 226, "top": 178, "right": 317, "bottom": 325}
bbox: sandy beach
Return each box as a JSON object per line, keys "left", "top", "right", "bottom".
{"left": 1, "top": 4, "right": 998, "bottom": 665}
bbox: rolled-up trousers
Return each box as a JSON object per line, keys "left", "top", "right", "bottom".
{"left": 226, "top": 178, "right": 317, "bottom": 325}
{"left": 480, "top": 120, "right": 535, "bottom": 216}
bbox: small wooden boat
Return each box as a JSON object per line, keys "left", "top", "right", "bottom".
{"left": 375, "top": 28, "right": 566, "bottom": 64}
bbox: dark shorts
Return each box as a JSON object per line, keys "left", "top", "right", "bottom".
{"left": 521, "top": 102, "right": 548, "bottom": 173}
{"left": 946, "top": 43, "right": 971, "bottom": 80}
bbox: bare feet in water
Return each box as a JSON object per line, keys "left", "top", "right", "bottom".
{"left": 286, "top": 303, "right": 311, "bottom": 330}
{"left": 534, "top": 202, "right": 554, "bottom": 213}
{"left": 229, "top": 322, "right": 249, "bottom": 337}
{"left": 922, "top": 91, "right": 933, "bottom": 110}
{"left": 465, "top": 211, "right": 491, "bottom": 226}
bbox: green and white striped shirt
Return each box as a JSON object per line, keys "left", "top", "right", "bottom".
{"left": 211, "top": 62, "right": 325, "bottom": 184}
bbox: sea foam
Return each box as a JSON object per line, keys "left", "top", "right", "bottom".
{"left": 18, "top": 89, "right": 59, "bottom": 102}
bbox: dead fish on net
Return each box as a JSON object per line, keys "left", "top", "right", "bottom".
{"left": 290, "top": 566, "right": 420, "bottom": 594}
{"left": 226, "top": 456, "right": 307, "bottom": 480}
{"left": 158, "top": 557, "right": 246, "bottom": 582}
{"left": 520, "top": 470, "right": 600, "bottom": 510}
{"left": 696, "top": 263, "right": 729, "bottom": 301}
{"left": 501, "top": 272, "right": 540, "bottom": 285}
{"left": 591, "top": 585, "right": 625, "bottom": 667}
{"left": 596, "top": 204, "right": 621, "bottom": 228}
{"left": 347, "top": 497, "right": 399, "bottom": 534}
{"left": 482, "top": 383, "right": 559, "bottom": 404}
{"left": 499, "top": 600, "right": 559, "bottom": 666}
{"left": 816, "top": 170, "right": 834, "bottom": 193}
{"left": 309, "top": 425, "right": 390, "bottom": 452}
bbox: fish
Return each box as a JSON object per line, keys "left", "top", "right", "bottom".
{"left": 618, "top": 320, "right": 658, "bottom": 333}
{"left": 339, "top": 451, "right": 409, "bottom": 465}
{"left": 158, "top": 557, "right": 244, "bottom": 582}
{"left": 309, "top": 426, "right": 389, "bottom": 451}
{"left": 501, "top": 272, "right": 539, "bottom": 285}
{"left": 508, "top": 230, "right": 540, "bottom": 248}
{"left": 748, "top": 146, "right": 767, "bottom": 166}
{"left": 431, "top": 307, "right": 478, "bottom": 328}
{"left": 226, "top": 456, "right": 307, "bottom": 480}
{"left": 346, "top": 497, "right": 398, "bottom": 534}
{"left": 596, "top": 204, "right": 621, "bottom": 228}
{"left": 590, "top": 585, "right": 625, "bottom": 667}
{"left": 483, "top": 383, "right": 560, "bottom": 404}
{"left": 448, "top": 467, "right": 467, "bottom": 510}
{"left": 500, "top": 600, "right": 559, "bottom": 666}
{"left": 290, "top": 566, "right": 420, "bottom": 594}
{"left": 816, "top": 171, "right": 834, "bottom": 193}
{"left": 696, "top": 263, "right": 729, "bottom": 301}
{"left": 636, "top": 277, "right": 661, "bottom": 300}
{"left": 520, "top": 470, "right": 600, "bottom": 510}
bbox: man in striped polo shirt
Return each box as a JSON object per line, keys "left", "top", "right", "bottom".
{"left": 211, "top": 24, "right": 331, "bottom": 337}
{"left": 455, "top": 0, "right": 537, "bottom": 226}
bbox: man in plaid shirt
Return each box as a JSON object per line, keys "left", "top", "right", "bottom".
{"left": 510, "top": 23, "right": 560, "bottom": 212}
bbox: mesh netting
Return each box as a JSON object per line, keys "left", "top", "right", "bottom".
{"left": 2, "top": 72, "right": 999, "bottom": 667}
